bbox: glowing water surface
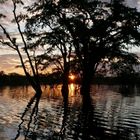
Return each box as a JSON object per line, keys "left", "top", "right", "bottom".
{"left": 0, "top": 84, "right": 140, "bottom": 140}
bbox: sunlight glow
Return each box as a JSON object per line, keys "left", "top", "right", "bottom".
{"left": 69, "top": 84, "right": 80, "bottom": 97}
{"left": 69, "top": 83, "right": 75, "bottom": 96}
{"left": 69, "top": 74, "right": 75, "bottom": 80}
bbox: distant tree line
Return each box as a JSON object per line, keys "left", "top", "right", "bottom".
{"left": 0, "top": 71, "right": 61, "bottom": 86}
{"left": 0, "top": 70, "right": 140, "bottom": 87}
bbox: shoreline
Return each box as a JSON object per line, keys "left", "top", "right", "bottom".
{"left": 0, "top": 75, "right": 140, "bottom": 86}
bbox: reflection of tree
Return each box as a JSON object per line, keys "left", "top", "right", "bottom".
{"left": 70, "top": 94, "right": 114, "bottom": 140}
{"left": 12, "top": 85, "right": 140, "bottom": 140}
{"left": 59, "top": 98, "right": 69, "bottom": 140}
{"left": 14, "top": 93, "right": 41, "bottom": 140}
{"left": 73, "top": 90, "right": 139, "bottom": 140}
{"left": 55, "top": 93, "right": 96, "bottom": 140}
{"left": 119, "top": 85, "right": 136, "bottom": 97}
{"left": 72, "top": 95, "right": 97, "bottom": 140}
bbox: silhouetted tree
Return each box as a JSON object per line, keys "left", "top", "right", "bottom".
{"left": 0, "top": 0, "right": 42, "bottom": 94}
{"left": 25, "top": 9, "right": 75, "bottom": 98}
{"left": 0, "top": 71, "right": 5, "bottom": 76}
{"left": 28, "top": 32, "right": 74, "bottom": 98}
{"left": 24, "top": 0, "right": 140, "bottom": 95}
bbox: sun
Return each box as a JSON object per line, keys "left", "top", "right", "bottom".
{"left": 69, "top": 74, "right": 75, "bottom": 80}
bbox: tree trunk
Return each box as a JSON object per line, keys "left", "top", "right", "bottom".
{"left": 61, "top": 62, "right": 69, "bottom": 100}
{"left": 80, "top": 63, "right": 95, "bottom": 96}
{"left": 16, "top": 48, "right": 42, "bottom": 95}
{"left": 26, "top": 73, "right": 42, "bottom": 95}
{"left": 61, "top": 71, "right": 69, "bottom": 100}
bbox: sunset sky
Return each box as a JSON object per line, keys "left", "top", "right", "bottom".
{"left": 0, "top": 0, "right": 140, "bottom": 75}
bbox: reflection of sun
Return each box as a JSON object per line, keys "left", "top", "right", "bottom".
{"left": 69, "top": 83, "right": 75, "bottom": 96}
{"left": 69, "top": 84, "right": 80, "bottom": 97}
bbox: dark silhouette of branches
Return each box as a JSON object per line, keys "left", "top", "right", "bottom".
{"left": 14, "top": 93, "right": 41, "bottom": 140}
{"left": 24, "top": 0, "right": 140, "bottom": 95}
{"left": 0, "top": 0, "right": 42, "bottom": 94}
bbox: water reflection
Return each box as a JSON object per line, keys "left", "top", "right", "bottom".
{"left": 58, "top": 98, "right": 69, "bottom": 140}
{"left": 0, "top": 84, "right": 140, "bottom": 140}
{"left": 14, "top": 94, "right": 41, "bottom": 140}
{"left": 73, "top": 95, "right": 95, "bottom": 140}
{"left": 69, "top": 84, "right": 80, "bottom": 97}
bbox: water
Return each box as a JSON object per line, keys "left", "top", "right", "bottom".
{"left": 0, "top": 84, "right": 140, "bottom": 140}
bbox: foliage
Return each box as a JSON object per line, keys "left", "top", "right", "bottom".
{"left": 24, "top": 0, "right": 140, "bottom": 90}
{"left": 110, "top": 53, "right": 139, "bottom": 76}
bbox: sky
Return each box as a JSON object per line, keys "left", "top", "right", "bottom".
{"left": 0, "top": 0, "right": 34, "bottom": 75}
{"left": 0, "top": 0, "right": 140, "bottom": 75}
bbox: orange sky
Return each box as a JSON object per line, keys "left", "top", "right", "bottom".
{"left": 0, "top": 53, "right": 24, "bottom": 75}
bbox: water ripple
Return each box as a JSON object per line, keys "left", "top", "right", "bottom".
{"left": 0, "top": 85, "right": 140, "bottom": 139}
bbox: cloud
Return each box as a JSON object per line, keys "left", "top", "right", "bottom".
{"left": 0, "top": 0, "right": 33, "bottom": 33}
{"left": 126, "top": 0, "right": 140, "bottom": 10}
{"left": 0, "top": 54, "right": 25, "bottom": 74}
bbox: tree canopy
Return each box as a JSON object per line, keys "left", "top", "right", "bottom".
{"left": 24, "top": 0, "right": 140, "bottom": 93}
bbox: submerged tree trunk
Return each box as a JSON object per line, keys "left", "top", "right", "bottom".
{"left": 80, "top": 62, "right": 95, "bottom": 96}
{"left": 81, "top": 70, "right": 93, "bottom": 95}
{"left": 59, "top": 97, "right": 69, "bottom": 137}
{"left": 61, "top": 62, "right": 69, "bottom": 100}
{"left": 61, "top": 71, "right": 69, "bottom": 100}
{"left": 16, "top": 47, "right": 42, "bottom": 95}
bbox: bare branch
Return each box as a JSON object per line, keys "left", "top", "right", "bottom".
{"left": 0, "top": 24, "right": 17, "bottom": 49}
{"left": 0, "top": 38, "right": 17, "bottom": 50}
{"left": 12, "top": 0, "right": 37, "bottom": 77}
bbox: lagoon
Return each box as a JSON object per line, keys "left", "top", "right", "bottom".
{"left": 0, "top": 84, "right": 140, "bottom": 140}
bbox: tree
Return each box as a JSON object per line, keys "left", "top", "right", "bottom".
{"left": 25, "top": 1, "right": 76, "bottom": 98}
{"left": 0, "top": 0, "right": 42, "bottom": 94}
{"left": 24, "top": 0, "right": 140, "bottom": 95}
{"left": 0, "top": 71, "right": 5, "bottom": 76}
